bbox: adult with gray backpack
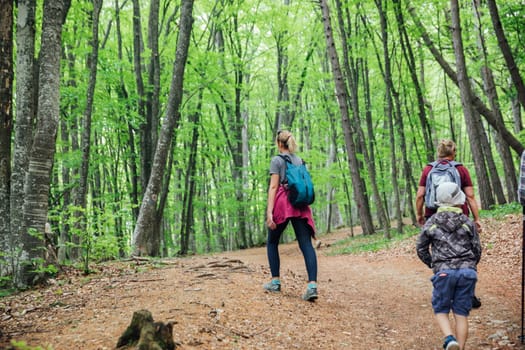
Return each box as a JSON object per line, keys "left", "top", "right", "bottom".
{"left": 415, "top": 139, "right": 483, "bottom": 308}
{"left": 264, "top": 130, "right": 318, "bottom": 302}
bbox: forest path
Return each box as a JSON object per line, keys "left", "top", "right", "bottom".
{"left": 1, "top": 216, "right": 523, "bottom": 349}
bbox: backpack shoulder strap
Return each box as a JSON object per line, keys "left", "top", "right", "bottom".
{"left": 278, "top": 154, "right": 307, "bottom": 167}
{"left": 428, "top": 161, "right": 438, "bottom": 168}
{"left": 278, "top": 154, "right": 292, "bottom": 163}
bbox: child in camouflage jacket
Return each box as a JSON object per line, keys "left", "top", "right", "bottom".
{"left": 416, "top": 182, "right": 482, "bottom": 350}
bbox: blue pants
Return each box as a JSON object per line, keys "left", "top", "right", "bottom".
{"left": 267, "top": 218, "right": 317, "bottom": 282}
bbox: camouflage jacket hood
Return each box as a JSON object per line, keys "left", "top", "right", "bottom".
{"left": 416, "top": 207, "right": 481, "bottom": 273}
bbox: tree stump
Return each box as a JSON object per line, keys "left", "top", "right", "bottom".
{"left": 116, "top": 309, "right": 175, "bottom": 350}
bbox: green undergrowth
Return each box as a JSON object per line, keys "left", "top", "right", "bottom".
{"left": 481, "top": 202, "right": 521, "bottom": 219}
{"left": 8, "top": 340, "right": 54, "bottom": 350}
{"left": 328, "top": 225, "right": 420, "bottom": 255}
{"left": 329, "top": 202, "right": 522, "bottom": 256}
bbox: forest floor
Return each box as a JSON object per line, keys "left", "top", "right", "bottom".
{"left": 0, "top": 214, "right": 524, "bottom": 350}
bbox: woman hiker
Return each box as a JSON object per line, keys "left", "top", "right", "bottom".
{"left": 264, "top": 130, "right": 318, "bottom": 301}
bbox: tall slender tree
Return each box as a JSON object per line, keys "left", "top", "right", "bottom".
{"left": 131, "top": 0, "right": 151, "bottom": 195}
{"left": 180, "top": 97, "right": 202, "bottom": 255}
{"left": 147, "top": 0, "right": 160, "bottom": 155}
{"left": 486, "top": 0, "right": 525, "bottom": 110}
{"left": 0, "top": 0, "right": 13, "bottom": 271}
{"left": 331, "top": 2, "right": 385, "bottom": 234}
{"left": 132, "top": 0, "right": 194, "bottom": 257}
{"left": 19, "top": 0, "right": 71, "bottom": 287}
{"left": 319, "top": 0, "right": 374, "bottom": 235}
{"left": 374, "top": 0, "right": 402, "bottom": 234}
{"left": 392, "top": 0, "right": 434, "bottom": 163}
{"left": 114, "top": 0, "right": 140, "bottom": 224}
{"left": 449, "top": 0, "right": 492, "bottom": 209}
{"left": 407, "top": 3, "right": 524, "bottom": 155}
{"left": 11, "top": 0, "right": 37, "bottom": 281}
{"left": 69, "top": 0, "right": 102, "bottom": 264}
{"left": 274, "top": 0, "right": 291, "bottom": 130}
{"left": 472, "top": 0, "right": 515, "bottom": 203}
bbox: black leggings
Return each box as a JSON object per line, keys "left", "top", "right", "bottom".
{"left": 267, "top": 218, "right": 317, "bottom": 282}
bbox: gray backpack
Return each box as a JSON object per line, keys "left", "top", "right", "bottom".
{"left": 424, "top": 160, "right": 461, "bottom": 210}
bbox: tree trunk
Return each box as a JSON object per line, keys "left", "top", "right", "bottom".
{"left": 241, "top": 73, "right": 253, "bottom": 242}
{"left": 336, "top": 0, "right": 387, "bottom": 234}
{"left": 325, "top": 142, "right": 344, "bottom": 232}
{"left": 116, "top": 309, "right": 175, "bottom": 350}
{"left": 213, "top": 11, "right": 250, "bottom": 249}
{"left": 473, "top": 109, "right": 505, "bottom": 204}
{"left": 473, "top": 0, "right": 515, "bottom": 203}
{"left": 58, "top": 36, "right": 81, "bottom": 262}
{"left": 375, "top": 0, "right": 401, "bottom": 235}
{"left": 511, "top": 88, "right": 522, "bottom": 134}
{"left": 180, "top": 107, "right": 200, "bottom": 255}
{"left": 58, "top": 64, "right": 72, "bottom": 263}
{"left": 392, "top": 0, "right": 434, "bottom": 163}
{"left": 486, "top": 0, "right": 525, "bottom": 110}
{"left": 231, "top": 15, "right": 250, "bottom": 249}
{"left": 131, "top": 0, "right": 150, "bottom": 195}
{"left": 19, "top": 0, "right": 70, "bottom": 287}
{"left": 407, "top": 4, "right": 524, "bottom": 155}
{"left": 132, "top": 0, "right": 194, "bottom": 256}
{"left": 11, "top": 0, "right": 37, "bottom": 281}
{"left": 71, "top": 0, "right": 102, "bottom": 263}
{"left": 449, "top": 0, "right": 492, "bottom": 210}
{"left": 349, "top": 2, "right": 390, "bottom": 234}
{"left": 319, "top": 0, "right": 374, "bottom": 235}
{"left": 157, "top": 138, "right": 176, "bottom": 256}
{"left": 114, "top": 0, "right": 140, "bottom": 223}
{"left": 388, "top": 4, "right": 419, "bottom": 224}
{"left": 274, "top": 23, "right": 290, "bottom": 130}
{"left": 289, "top": 47, "right": 314, "bottom": 128}
{"left": 147, "top": 0, "right": 160, "bottom": 158}
{"left": 0, "top": 0, "right": 13, "bottom": 274}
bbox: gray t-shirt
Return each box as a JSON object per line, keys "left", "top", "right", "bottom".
{"left": 269, "top": 153, "right": 303, "bottom": 184}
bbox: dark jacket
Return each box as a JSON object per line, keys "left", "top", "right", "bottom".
{"left": 416, "top": 207, "right": 481, "bottom": 274}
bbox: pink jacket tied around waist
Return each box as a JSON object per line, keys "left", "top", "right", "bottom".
{"left": 272, "top": 186, "right": 316, "bottom": 236}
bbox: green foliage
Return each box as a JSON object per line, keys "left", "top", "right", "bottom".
{"left": 481, "top": 202, "right": 522, "bottom": 219}
{"left": 0, "top": 286, "right": 16, "bottom": 298}
{"left": 30, "top": 259, "right": 58, "bottom": 277}
{"left": 14, "top": 0, "right": 522, "bottom": 265}
{"left": 91, "top": 234, "right": 121, "bottom": 262}
{"left": 9, "top": 340, "right": 53, "bottom": 350}
{"left": 27, "top": 228, "right": 44, "bottom": 241}
{"left": 329, "top": 227, "right": 420, "bottom": 255}
{"left": 0, "top": 261, "right": 15, "bottom": 296}
{"left": 518, "top": 129, "right": 525, "bottom": 146}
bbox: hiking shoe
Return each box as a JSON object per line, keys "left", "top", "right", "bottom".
{"left": 443, "top": 335, "right": 459, "bottom": 350}
{"left": 302, "top": 285, "right": 318, "bottom": 301}
{"left": 472, "top": 295, "right": 481, "bottom": 309}
{"left": 263, "top": 280, "right": 281, "bottom": 292}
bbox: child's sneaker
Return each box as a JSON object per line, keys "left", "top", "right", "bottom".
{"left": 302, "top": 283, "right": 318, "bottom": 301}
{"left": 263, "top": 279, "right": 281, "bottom": 292}
{"left": 443, "top": 335, "right": 459, "bottom": 350}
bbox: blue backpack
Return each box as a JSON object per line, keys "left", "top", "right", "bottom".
{"left": 424, "top": 160, "right": 461, "bottom": 210}
{"left": 279, "top": 155, "right": 315, "bottom": 207}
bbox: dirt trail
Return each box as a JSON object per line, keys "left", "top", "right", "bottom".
{"left": 1, "top": 217, "right": 524, "bottom": 350}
